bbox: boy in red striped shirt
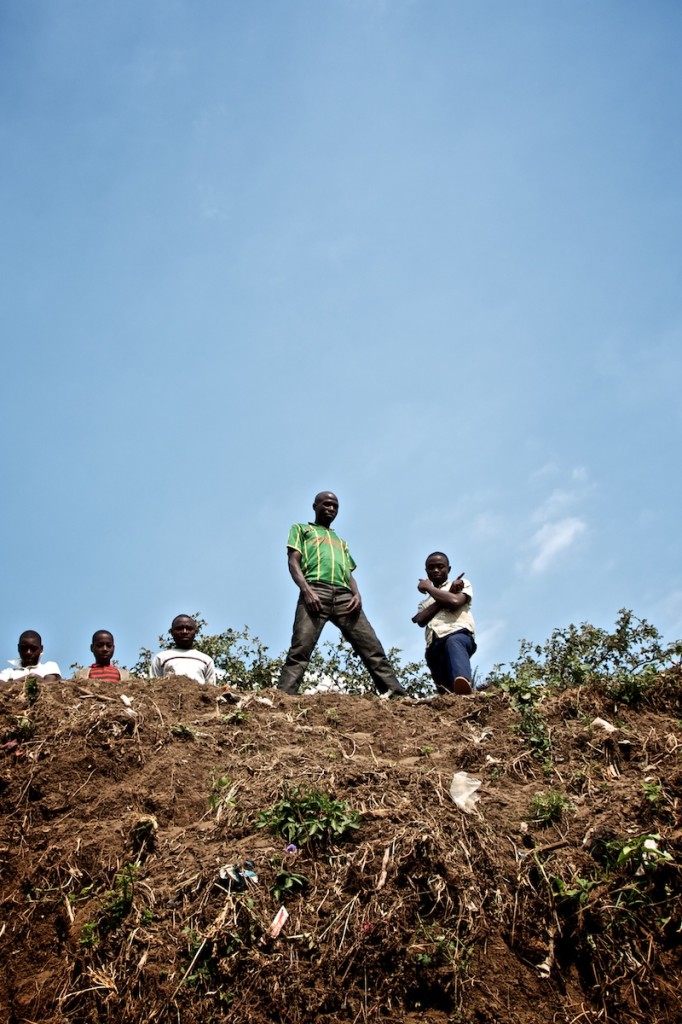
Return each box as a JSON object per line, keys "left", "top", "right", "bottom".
{"left": 75, "top": 630, "right": 132, "bottom": 683}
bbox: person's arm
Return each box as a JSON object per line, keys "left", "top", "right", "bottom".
{"left": 346, "top": 572, "right": 362, "bottom": 614}
{"left": 9, "top": 669, "right": 61, "bottom": 683}
{"left": 412, "top": 601, "right": 441, "bottom": 628}
{"left": 412, "top": 578, "right": 467, "bottom": 627}
{"left": 150, "top": 653, "right": 163, "bottom": 678}
{"left": 287, "top": 548, "right": 323, "bottom": 613}
{"left": 205, "top": 658, "right": 217, "bottom": 686}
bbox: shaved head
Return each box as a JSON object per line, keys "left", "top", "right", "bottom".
{"left": 314, "top": 490, "right": 338, "bottom": 505}
{"left": 19, "top": 630, "right": 42, "bottom": 645}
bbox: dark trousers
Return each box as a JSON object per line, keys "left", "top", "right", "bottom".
{"left": 426, "top": 630, "right": 477, "bottom": 693}
{"left": 277, "top": 582, "right": 403, "bottom": 695}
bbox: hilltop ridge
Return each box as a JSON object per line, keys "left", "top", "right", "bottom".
{"left": 0, "top": 670, "right": 680, "bottom": 1023}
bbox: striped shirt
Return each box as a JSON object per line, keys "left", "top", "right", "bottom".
{"left": 287, "top": 522, "right": 356, "bottom": 588}
{"left": 87, "top": 663, "right": 122, "bottom": 683}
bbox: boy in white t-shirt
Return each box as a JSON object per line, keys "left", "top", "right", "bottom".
{"left": 150, "top": 615, "right": 217, "bottom": 685}
{"left": 0, "top": 630, "right": 61, "bottom": 683}
{"left": 412, "top": 552, "right": 476, "bottom": 695}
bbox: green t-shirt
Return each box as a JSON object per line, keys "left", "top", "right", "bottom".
{"left": 287, "top": 523, "right": 356, "bottom": 588}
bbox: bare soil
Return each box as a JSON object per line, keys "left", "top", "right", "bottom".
{"left": 0, "top": 673, "right": 680, "bottom": 1023}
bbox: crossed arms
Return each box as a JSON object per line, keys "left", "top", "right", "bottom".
{"left": 411, "top": 574, "right": 468, "bottom": 628}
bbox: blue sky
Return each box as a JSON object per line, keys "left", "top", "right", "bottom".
{"left": 2, "top": 0, "right": 681, "bottom": 679}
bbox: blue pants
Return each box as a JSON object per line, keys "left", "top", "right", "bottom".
{"left": 425, "top": 630, "right": 476, "bottom": 693}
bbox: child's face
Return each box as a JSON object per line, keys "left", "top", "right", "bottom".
{"left": 91, "top": 633, "right": 115, "bottom": 666}
{"left": 425, "top": 555, "right": 450, "bottom": 587}
{"left": 18, "top": 638, "right": 42, "bottom": 667}
{"left": 170, "top": 617, "right": 198, "bottom": 650}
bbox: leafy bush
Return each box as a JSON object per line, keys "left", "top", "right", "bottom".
{"left": 257, "top": 785, "right": 361, "bottom": 847}
{"left": 486, "top": 610, "right": 681, "bottom": 708}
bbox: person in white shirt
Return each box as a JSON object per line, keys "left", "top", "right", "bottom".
{"left": 150, "top": 615, "right": 217, "bottom": 685}
{"left": 0, "top": 630, "right": 61, "bottom": 683}
{"left": 412, "top": 552, "right": 476, "bottom": 695}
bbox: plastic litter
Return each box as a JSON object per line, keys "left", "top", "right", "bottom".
{"left": 449, "top": 771, "right": 482, "bottom": 814}
{"left": 263, "top": 906, "right": 289, "bottom": 942}
{"left": 217, "top": 861, "right": 259, "bottom": 890}
{"left": 591, "top": 717, "right": 617, "bottom": 734}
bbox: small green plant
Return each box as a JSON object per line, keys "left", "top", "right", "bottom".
{"left": 551, "top": 874, "right": 596, "bottom": 907}
{"left": 80, "top": 922, "right": 99, "bottom": 948}
{"left": 494, "top": 673, "right": 551, "bottom": 759}
{"left": 325, "top": 707, "right": 340, "bottom": 726}
{"left": 272, "top": 868, "right": 308, "bottom": 901}
{"left": 68, "top": 883, "right": 95, "bottom": 906}
{"left": 530, "top": 791, "right": 573, "bottom": 825}
{"left": 410, "top": 923, "right": 464, "bottom": 969}
{"left": 99, "top": 864, "right": 137, "bottom": 934}
{"left": 23, "top": 676, "right": 39, "bottom": 706}
{"left": 78, "top": 865, "right": 137, "bottom": 947}
{"left": 131, "top": 815, "right": 158, "bottom": 855}
{"left": 223, "top": 709, "right": 249, "bottom": 726}
{"left": 605, "top": 832, "right": 674, "bottom": 873}
{"left": 139, "top": 908, "right": 154, "bottom": 925}
{"left": 208, "top": 772, "right": 237, "bottom": 812}
{"left": 5, "top": 716, "right": 35, "bottom": 743}
{"left": 257, "top": 785, "right": 361, "bottom": 847}
{"left": 419, "top": 745, "right": 434, "bottom": 757}
{"left": 170, "top": 723, "right": 195, "bottom": 740}
{"left": 642, "top": 780, "right": 665, "bottom": 807}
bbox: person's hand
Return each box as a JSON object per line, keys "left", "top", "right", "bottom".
{"left": 450, "top": 578, "right": 464, "bottom": 593}
{"left": 346, "top": 592, "right": 361, "bottom": 614}
{"left": 417, "top": 578, "right": 433, "bottom": 594}
{"left": 302, "top": 586, "right": 323, "bottom": 614}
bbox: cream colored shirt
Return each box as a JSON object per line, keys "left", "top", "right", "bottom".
{"left": 418, "top": 578, "right": 475, "bottom": 648}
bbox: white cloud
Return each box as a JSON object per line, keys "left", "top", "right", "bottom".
{"left": 528, "top": 517, "right": 587, "bottom": 574}
{"left": 532, "top": 467, "right": 591, "bottom": 524}
{"left": 521, "top": 465, "right": 591, "bottom": 573}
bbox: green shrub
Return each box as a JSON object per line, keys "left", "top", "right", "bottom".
{"left": 257, "top": 786, "right": 361, "bottom": 847}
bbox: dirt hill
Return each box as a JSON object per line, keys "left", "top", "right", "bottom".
{"left": 0, "top": 672, "right": 680, "bottom": 1024}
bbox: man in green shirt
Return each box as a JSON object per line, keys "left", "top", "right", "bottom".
{"left": 277, "top": 491, "right": 407, "bottom": 697}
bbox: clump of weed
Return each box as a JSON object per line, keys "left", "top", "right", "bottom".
{"left": 170, "top": 723, "right": 195, "bottom": 740}
{"left": 208, "top": 772, "right": 238, "bottom": 814}
{"left": 131, "top": 815, "right": 158, "bottom": 857}
{"left": 550, "top": 874, "right": 596, "bottom": 908}
{"left": 3, "top": 716, "right": 35, "bottom": 743}
{"left": 257, "top": 785, "right": 361, "bottom": 847}
{"left": 271, "top": 867, "right": 308, "bottom": 901}
{"left": 603, "top": 832, "right": 674, "bottom": 873}
{"left": 222, "top": 709, "right": 249, "bottom": 725}
{"left": 495, "top": 673, "right": 551, "bottom": 760}
{"left": 80, "top": 864, "right": 138, "bottom": 947}
{"left": 23, "top": 676, "right": 39, "bottom": 706}
{"left": 530, "top": 790, "right": 573, "bottom": 826}
{"left": 641, "top": 780, "right": 665, "bottom": 807}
